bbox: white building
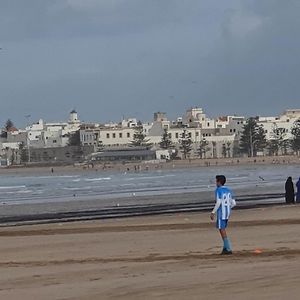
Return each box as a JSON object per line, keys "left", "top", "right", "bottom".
{"left": 121, "top": 118, "right": 138, "bottom": 128}
{"left": 26, "top": 111, "right": 81, "bottom": 148}
{"left": 216, "top": 115, "right": 246, "bottom": 138}
{"left": 80, "top": 123, "right": 136, "bottom": 148}
{"left": 26, "top": 119, "right": 44, "bottom": 142}
{"left": 258, "top": 109, "right": 300, "bottom": 140}
{"left": 185, "top": 107, "right": 216, "bottom": 129}
{"left": 69, "top": 110, "right": 80, "bottom": 124}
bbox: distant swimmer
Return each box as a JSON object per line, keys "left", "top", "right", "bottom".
{"left": 259, "top": 176, "right": 265, "bottom": 181}
{"left": 210, "top": 175, "right": 236, "bottom": 255}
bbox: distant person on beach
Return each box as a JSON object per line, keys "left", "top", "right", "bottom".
{"left": 296, "top": 178, "right": 300, "bottom": 203}
{"left": 210, "top": 175, "right": 236, "bottom": 255}
{"left": 285, "top": 177, "right": 295, "bottom": 204}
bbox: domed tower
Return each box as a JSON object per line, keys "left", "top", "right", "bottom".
{"left": 69, "top": 110, "right": 80, "bottom": 124}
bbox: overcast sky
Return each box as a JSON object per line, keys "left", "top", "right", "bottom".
{"left": 0, "top": 0, "right": 300, "bottom": 126}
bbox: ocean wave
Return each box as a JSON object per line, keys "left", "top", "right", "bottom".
{"left": 15, "top": 175, "right": 80, "bottom": 180}
{"left": 0, "top": 185, "right": 27, "bottom": 190}
{"left": 84, "top": 177, "right": 111, "bottom": 182}
{"left": 63, "top": 186, "right": 94, "bottom": 191}
{"left": 27, "top": 183, "right": 44, "bottom": 187}
{"left": 124, "top": 175, "right": 176, "bottom": 181}
{"left": 4, "top": 190, "right": 32, "bottom": 194}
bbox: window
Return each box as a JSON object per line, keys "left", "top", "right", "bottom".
{"left": 169, "top": 133, "right": 172, "bottom": 138}
{"left": 188, "top": 132, "right": 192, "bottom": 138}
{"left": 233, "top": 129, "right": 236, "bottom": 132}
{"left": 106, "top": 133, "right": 110, "bottom": 138}
{"left": 175, "top": 133, "right": 179, "bottom": 139}
{"left": 207, "top": 122, "right": 210, "bottom": 127}
{"left": 230, "top": 129, "right": 233, "bottom": 133}
{"left": 265, "top": 130, "right": 268, "bottom": 133}
{"left": 113, "top": 133, "right": 116, "bottom": 138}
{"left": 196, "top": 132, "right": 199, "bottom": 137}
{"left": 127, "top": 132, "right": 130, "bottom": 138}
{"left": 119, "top": 133, "right": 123, "bottom": 138}
{"left": 53, "top": 140, "right": 57, "bottom": 143}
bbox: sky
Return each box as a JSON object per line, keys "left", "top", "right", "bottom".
{"left": 0, "top": 0, "right": 300, "bottom": 127}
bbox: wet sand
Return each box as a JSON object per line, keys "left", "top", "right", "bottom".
{"left": 0, "top": 205, "right": 299, "bottom": 299}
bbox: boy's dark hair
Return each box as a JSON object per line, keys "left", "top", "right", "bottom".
{"left": 216, "top": 175, "right": 226, "bottom": 185}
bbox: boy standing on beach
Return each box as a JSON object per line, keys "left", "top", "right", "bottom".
{"left": 210, "top": 175, "right": 236, "bottom": 255}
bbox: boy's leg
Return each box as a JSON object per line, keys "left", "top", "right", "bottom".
{"left": 219, "top": 229, "right": 232, "bottom": 252}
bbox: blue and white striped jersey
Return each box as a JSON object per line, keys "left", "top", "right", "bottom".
{"left": 212, "top": 186, "right": 236, "bottom": 220}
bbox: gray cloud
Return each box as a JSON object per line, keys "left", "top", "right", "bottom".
{"left": 0, "top": 0, "right": 300, "bottom": 126}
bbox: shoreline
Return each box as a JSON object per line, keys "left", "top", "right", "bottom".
{"left": 0, "top": 189, "right": 286, "bottom": 226}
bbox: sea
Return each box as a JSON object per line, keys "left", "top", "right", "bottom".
{"left": 0, "top": 164, "right": 299, "bottom": 205}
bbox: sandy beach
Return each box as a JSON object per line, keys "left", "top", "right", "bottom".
{"left": 1, "top": 155, "right": 299, "bottom": 176}
{"left": 0, "top": 205, "right": 299, "bottom": 299}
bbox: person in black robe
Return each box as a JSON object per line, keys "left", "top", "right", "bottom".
{"left": 285, "top": 177, "right": 295, "bottom": 204}
{"left": 296, "top": 177, "right": 300, "bottom": 204}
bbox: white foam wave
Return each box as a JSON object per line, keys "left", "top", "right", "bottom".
{"left": 84, "top": 177, "right": 111, "bottom": 182}
{"left": 125, "top": 175, "right": 176, "bottom": 181}
{"left": 0, "top": 185, "right": 26, "bottom": 190}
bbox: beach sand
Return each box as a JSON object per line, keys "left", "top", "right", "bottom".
{"left": 0, "top": 205, "right": 299, "bottom": 299}
{"left": 1, "top": 154, "right": 299, "bottom": 176}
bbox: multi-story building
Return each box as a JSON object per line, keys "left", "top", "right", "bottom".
{"left": 258, "top": 109, "right": 300, "bottom": 140}
{"left": 147, "top": 110, "right": 239, "bottom": 158}
{"left": 26, "top": 110, "right": 81, "bottom": 148}
{"left": 185, "top": 107, "right": 216, "bottom": 129}
{"left": 216, "top": 115, "right": 246, "bottom": 137}
{"left": 80, "top": 119, "right": 137, "bottom": 148}
{"left": 6, "top": 106, "right": 298, "bottom": 162}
